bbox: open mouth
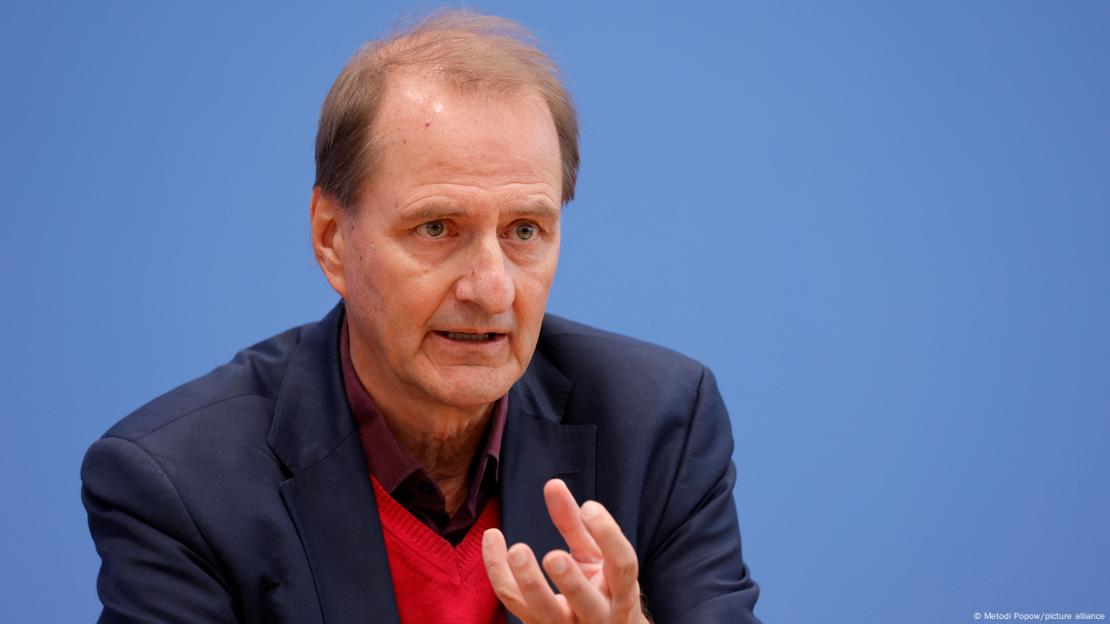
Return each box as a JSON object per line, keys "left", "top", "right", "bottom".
{"left": 435, "top": 331, "right": 503, "bottom": 343}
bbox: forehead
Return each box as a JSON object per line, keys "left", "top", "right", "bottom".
{"left": 367, "top": 72, "right": 561, "bottom": 194}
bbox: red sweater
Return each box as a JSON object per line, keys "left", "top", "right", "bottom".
{"left": 371, "top": 477, "right": 507, "bottom": 624}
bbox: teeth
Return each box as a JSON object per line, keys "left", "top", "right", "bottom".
{"left": 444, "top": 332, "right": 494, "bottom": 342}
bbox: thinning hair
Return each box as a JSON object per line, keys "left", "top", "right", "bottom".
{"left": 314, "top": 10, "right": 580, "bottom": 208}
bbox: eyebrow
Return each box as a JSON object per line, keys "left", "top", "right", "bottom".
{"left": 399, "top": 201, "right": 560, "bottom": 223}
{"left": 399, "top": 205, "right": 467, "bottom": 222}
{"left": 507, "top": 202, "right": 561, "bottom": 221}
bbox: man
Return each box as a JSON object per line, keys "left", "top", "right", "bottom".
{"left": 82, "top": 11, "right": 761, "bottom": 624}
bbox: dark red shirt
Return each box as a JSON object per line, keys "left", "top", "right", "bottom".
{"left": 340, "top": 318, "right": 506, "bottom": 545}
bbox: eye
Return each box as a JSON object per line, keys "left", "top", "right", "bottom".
{"left": 421, "top": 220, "right": 447, "bottom": 238}
{"left": 513, "top": 222, "right": 537, "bottom": 241}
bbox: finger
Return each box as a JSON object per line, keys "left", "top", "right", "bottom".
{"left": 507, "top": 543, "right": 573, "bottom": 623}
{"left": 580, "top": 501, "right": 642, "bottom": 613}
{"left": 543, "top": 549, "right": 610, "bottom": 622}
{"left": 544, "top": 479, "right": 602, "bottom": 562}
{"left": 482, "top": 529, "right": 529, "bottom": 617}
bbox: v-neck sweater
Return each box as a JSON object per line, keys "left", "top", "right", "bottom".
{"left": 371, "top": 476, "right": 507, "bottom": 624}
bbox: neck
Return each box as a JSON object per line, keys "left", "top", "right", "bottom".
{"left": 381, "top": 400, "right": 492, "bottom": 485}
{"left": 375, "top": 390, "right": 494, "bottom": 517}
{"left": 348, "top": 331, "right": 495, "bottom": 515}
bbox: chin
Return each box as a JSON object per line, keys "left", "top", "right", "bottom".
{"left": 420, "top": 366, "right": 519, "bottom": 409}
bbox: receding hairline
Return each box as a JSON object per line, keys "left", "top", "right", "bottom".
{"left": 369, "top": 66, "right": 559, "bottom": 137}
{"left": 313, "top": 10, "right": 580, "bottom": 209}
{"left": 362, "top": 23, "right": 567, "bottom": 129}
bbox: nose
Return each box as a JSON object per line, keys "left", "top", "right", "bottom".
{"left": 452, "top": 235, "right": 515, "bottom": 314}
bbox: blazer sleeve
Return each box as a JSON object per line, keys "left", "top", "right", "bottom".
{"left": 640, "top": 367, "right": 762, "bottom": 623}
{"left": 81, "top": 436, "right": 240, "bottom": 623}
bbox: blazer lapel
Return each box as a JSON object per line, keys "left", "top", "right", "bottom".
{"left": 268, "top": 303, "right": 400, "bottom": 624}
{"left": 278, "top": 436, "right": 398, "bottom": 624}
{"left": 501, "top": 347, "right": 597, "bottom": 624}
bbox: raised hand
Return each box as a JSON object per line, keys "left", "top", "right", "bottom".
{"left": 483, "top": 479, "right": 649, "bottom": 623}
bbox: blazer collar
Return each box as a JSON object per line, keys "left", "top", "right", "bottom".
{"left": 267, "top": 302, "right": 596, "bottom": 624}
{"left": 501, "top": 343, "right": 596, "bottom": 536}
{"left": 267, "top": 301, "right": 352, "bottom": 475}
{"left": 500, "top": 351, "right": 597, "bottom": 624}
{"left": 267, "top": 302, "right": 397, "bottom": 623}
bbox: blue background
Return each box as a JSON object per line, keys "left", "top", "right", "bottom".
{"left": 2, "top": 1, "right": 1108, "bottom": 621}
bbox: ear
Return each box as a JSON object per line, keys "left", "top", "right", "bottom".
{"left": 310, "top": 187, "right": 348, "bottom": 299}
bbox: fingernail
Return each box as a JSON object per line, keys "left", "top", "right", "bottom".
{"left": 581, "top": 501, "right": 601, "bottom": 520}
{"left": 483, "top": 530, "right": 493, "bottom": 546}
{"left": 509, "top": 549, "right": 526, "bottom": 567}
{"left": 548, "top": 555, "right": 567, "bottom": 574}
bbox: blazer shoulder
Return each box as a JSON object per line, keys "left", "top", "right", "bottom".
{"left": 102, "top": 322, "right": 313, "bottom": 442}
{"left": 540, "top": 314, "right": 704, "bottom": 370}
{"left": 538, "top": 314, "right": 708, "bottom": 398}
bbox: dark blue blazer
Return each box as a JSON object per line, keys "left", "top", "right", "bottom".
{"left": 82, "top": 303, "right": 760, "bottom": 623}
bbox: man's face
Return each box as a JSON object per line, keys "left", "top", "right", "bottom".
{"left": 329, "top": 74, "right": 562, "bottom": 410}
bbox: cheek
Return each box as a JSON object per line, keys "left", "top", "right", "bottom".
{"left": 512, "top": 257, "right": 558, "bottom": 327}
{"left": 369, "top": 260, "right": 456, "bottom": 331}
{"left": 525, "top": 248, "right": 559, "bottom": 299}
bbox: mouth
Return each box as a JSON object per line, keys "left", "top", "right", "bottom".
{"left": 434, "top": 331, "right": 506, "bottom": 343}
